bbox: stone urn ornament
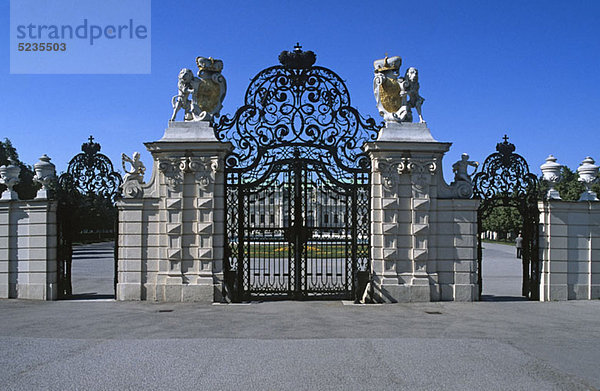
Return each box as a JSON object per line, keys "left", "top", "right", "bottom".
{"left": 577, "top": 156, "right": 599, "bottom": 201}
{"left": 33, "top": 154, "right": 56, "bottom": 199}
{"left": 0, "top": 157, "right": 21, "bottom": 200}
{"left": 540, "top": 155, "right": 562, "bottom": 200}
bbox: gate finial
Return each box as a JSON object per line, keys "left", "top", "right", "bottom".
{"left": 82, "top": 135, "right": 101, "bottom": 156}
{"left": 279, "top": 45, "right": 316, "bottom": 68}
{"left": 496, "top": 135, "right": 515, "bottom": 159}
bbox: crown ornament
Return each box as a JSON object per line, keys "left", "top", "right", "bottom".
{"left": 279, "top": 43, "right": 316, "bottom": 69}
{"left": 196, "top": 56, "right": 223, "bottom": 73}
{"left": 82, "top": 135, "right": 101, "bottom": 157}
{"left": 374, "top": 54, "right": 402, "bottom": 73}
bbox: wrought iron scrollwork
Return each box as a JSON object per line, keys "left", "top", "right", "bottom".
{"left": 215, "top": 45, "right": 380, "bottom": 185}
{"left": 56, "top": 136, "right": 122, "bottom": 298}
{"left": 217, "top": 46, "right": 380, "bottom": 302}
{"left": 59, "top": 136, "right": 122, "bottom": 202}
{"left": 473, "top": 136, "right": 538, "bottom": 208}
{"left": 472, "top": 136, "right": 540, "bottom": 300}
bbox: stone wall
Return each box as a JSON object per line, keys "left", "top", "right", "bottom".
{"left": 539, "top": 200, "right": 600, "bottom": 300}
{"left": 0, "top": 200, "right": 58, "bottom": 300}
{"left": 434, "top": 199, "right": 479, "bottom": 301}
{"left": 365, "top": 123, "right": 479, "bottom": 303}
{"left": 116, "top": 122, "right": 230, "bottom": 303}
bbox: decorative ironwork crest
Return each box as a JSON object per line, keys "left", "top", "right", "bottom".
{"left": 473, "top": 135, "right": 538, "bottom": 211}
{"left": 215, "top": 44, "right": 380, "bottom": 184}
{"left": 59, "top": 136, "right": 123, "bottom": 202}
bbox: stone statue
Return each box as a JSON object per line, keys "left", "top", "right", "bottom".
{"left": 170, "top": 57, "right": 227, "bottom": 122}
{"left": 170, "top": 68, "right": 195, "bottom": 122}
{"left": 373, "top": 55, "right": 425, "bottom": 123}
{"left": 405, "top": 67, "right": 425, "bottom": 123}
{"left": 452, "top": 153, "right": 479, "bottom": 183}
{"left": 122, "top": 152, "right": 146, "bottom": 183}
{"left": 121, "top": 152, "right": 146, "bottom": 199}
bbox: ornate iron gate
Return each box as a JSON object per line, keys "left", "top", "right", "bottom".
{"left": 215, "top": 46, "right": 379, "bottom": 301}
{"left": 473, "top": 136, "right": 540, "bottom": 300}
{"left": 57, "top": 136, "right": 122, "bottom": 298}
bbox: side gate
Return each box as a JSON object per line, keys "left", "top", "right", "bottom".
{"left": 57, "top": 136, "right": 122, "bottom": 298}
{"left": 215, "top": 46, "right": 380, "bottom": 301}
{"left": 473, "top": 136, "right": 540, "bottom": 300}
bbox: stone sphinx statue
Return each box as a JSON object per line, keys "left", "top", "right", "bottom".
{"left": 373, "top": 55, "right": 425, "bottom": 123}
{"left": 170, "top": 57, "right": 227, "bottom": 122}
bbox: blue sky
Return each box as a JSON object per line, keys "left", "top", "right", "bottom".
{"left": 1, "top": 0, "right": 599, "bottom": 182}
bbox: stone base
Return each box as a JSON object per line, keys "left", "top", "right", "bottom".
{"left": 591, "top": 285, "right": 600, "bottom": 300}
{"left": 453, "top": 284, "right": 478, "bottom": 301}
{"left": 145, "top": 283, "right": 220, "bottom": 303}
{"left": 370, "top": 281, "right": 478, "bottom": 303}
{"left": 371, "top": 283, "right": 445, "bottom": 303}
{"left": 546, "top": 189, "right": 561, "bottom": 200}
{"left": 2, "top": 283, "right": 57, "bottom": 300}
{"left": 117, "top": 283, "right": 143, "bottom": 301}
{"left": 35, "top": 189, "right": 51, "bottom": 200}
{"left": 376, "top": 122, "right": 437, "bottom": 142}
{"left": 578, "top": 190, "right": 598, "bottom": 202}
{"left": 160, "top": 121, "right": 219, "bottom": 142}
{"left": 0, "top": 190, "right": 19, "bottom": 201}
{"left": 16, "top": 283, "right": 57, "bottom": 300}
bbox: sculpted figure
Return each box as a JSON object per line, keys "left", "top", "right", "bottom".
{"left": 452, "top": 153, "right": 479, "bottom": 183}
{"left": 373, "top": 55, "right": 425, "bottom": 123}
{"left": 405, "top": 67, "right": 425, "bottom": 123}
{"left": 169, "top": 57, "right": 227, "bottom": 122}
{"left": 122, "top": 152, "right": 146, "bottom": 183}
{"left": 170, "top": 68, "right": 195, "bottom": 121}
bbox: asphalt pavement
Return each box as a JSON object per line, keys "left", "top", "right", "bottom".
{"left": 481, "top": 241, "right": 528, "bottom": 300}
{"left": 69, "top": 241, "right": 115, "bottom": 299}
{"left": 0, "top": 242, "right": 598, "bottom": 390}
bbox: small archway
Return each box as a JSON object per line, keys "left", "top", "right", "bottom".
{"left": 57, "top": 136, "right": 122, "bottom": 299}
{"left": 473, "top": 136, "right": 540, "bottom": 300}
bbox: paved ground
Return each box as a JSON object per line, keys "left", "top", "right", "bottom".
{"left": 481, "top": 241, "right": 528, "bottom": 300}
{"left": 1, "top": 242, "right": 598, "bottom": 390}
{"left": 69, "top": 242, "right": 115, "bottom": 299}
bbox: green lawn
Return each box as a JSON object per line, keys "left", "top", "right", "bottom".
{"left": 243, "top": 243, "right": 368, "bottom": 258}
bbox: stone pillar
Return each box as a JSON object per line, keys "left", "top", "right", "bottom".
{"left": 0, "top": 200, "right": 58, "bottom": 300}
{"left": 117, "top": 121, "right": 231, "bottom": 302}
{"left": 539, "top": 200, "right": 600, "bottom": 300}
{"left": 364, "top": 122, "right": 479, "bottom": 302}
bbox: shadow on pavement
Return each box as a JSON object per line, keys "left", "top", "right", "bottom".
{"left": 72, "top": 251, "right": 114, "bottom": 257}
{"left": 63, "top": 293, "right": 115, "bottom": 300}
{"left": 481, "top": 295, "right": 528, "bottom": 302}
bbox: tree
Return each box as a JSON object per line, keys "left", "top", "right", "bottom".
{"left": 0, "top": 139, "right": 39, "bottom": 199}
{"left": 482, "top": 206, "right": 522, "bottom": 240}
